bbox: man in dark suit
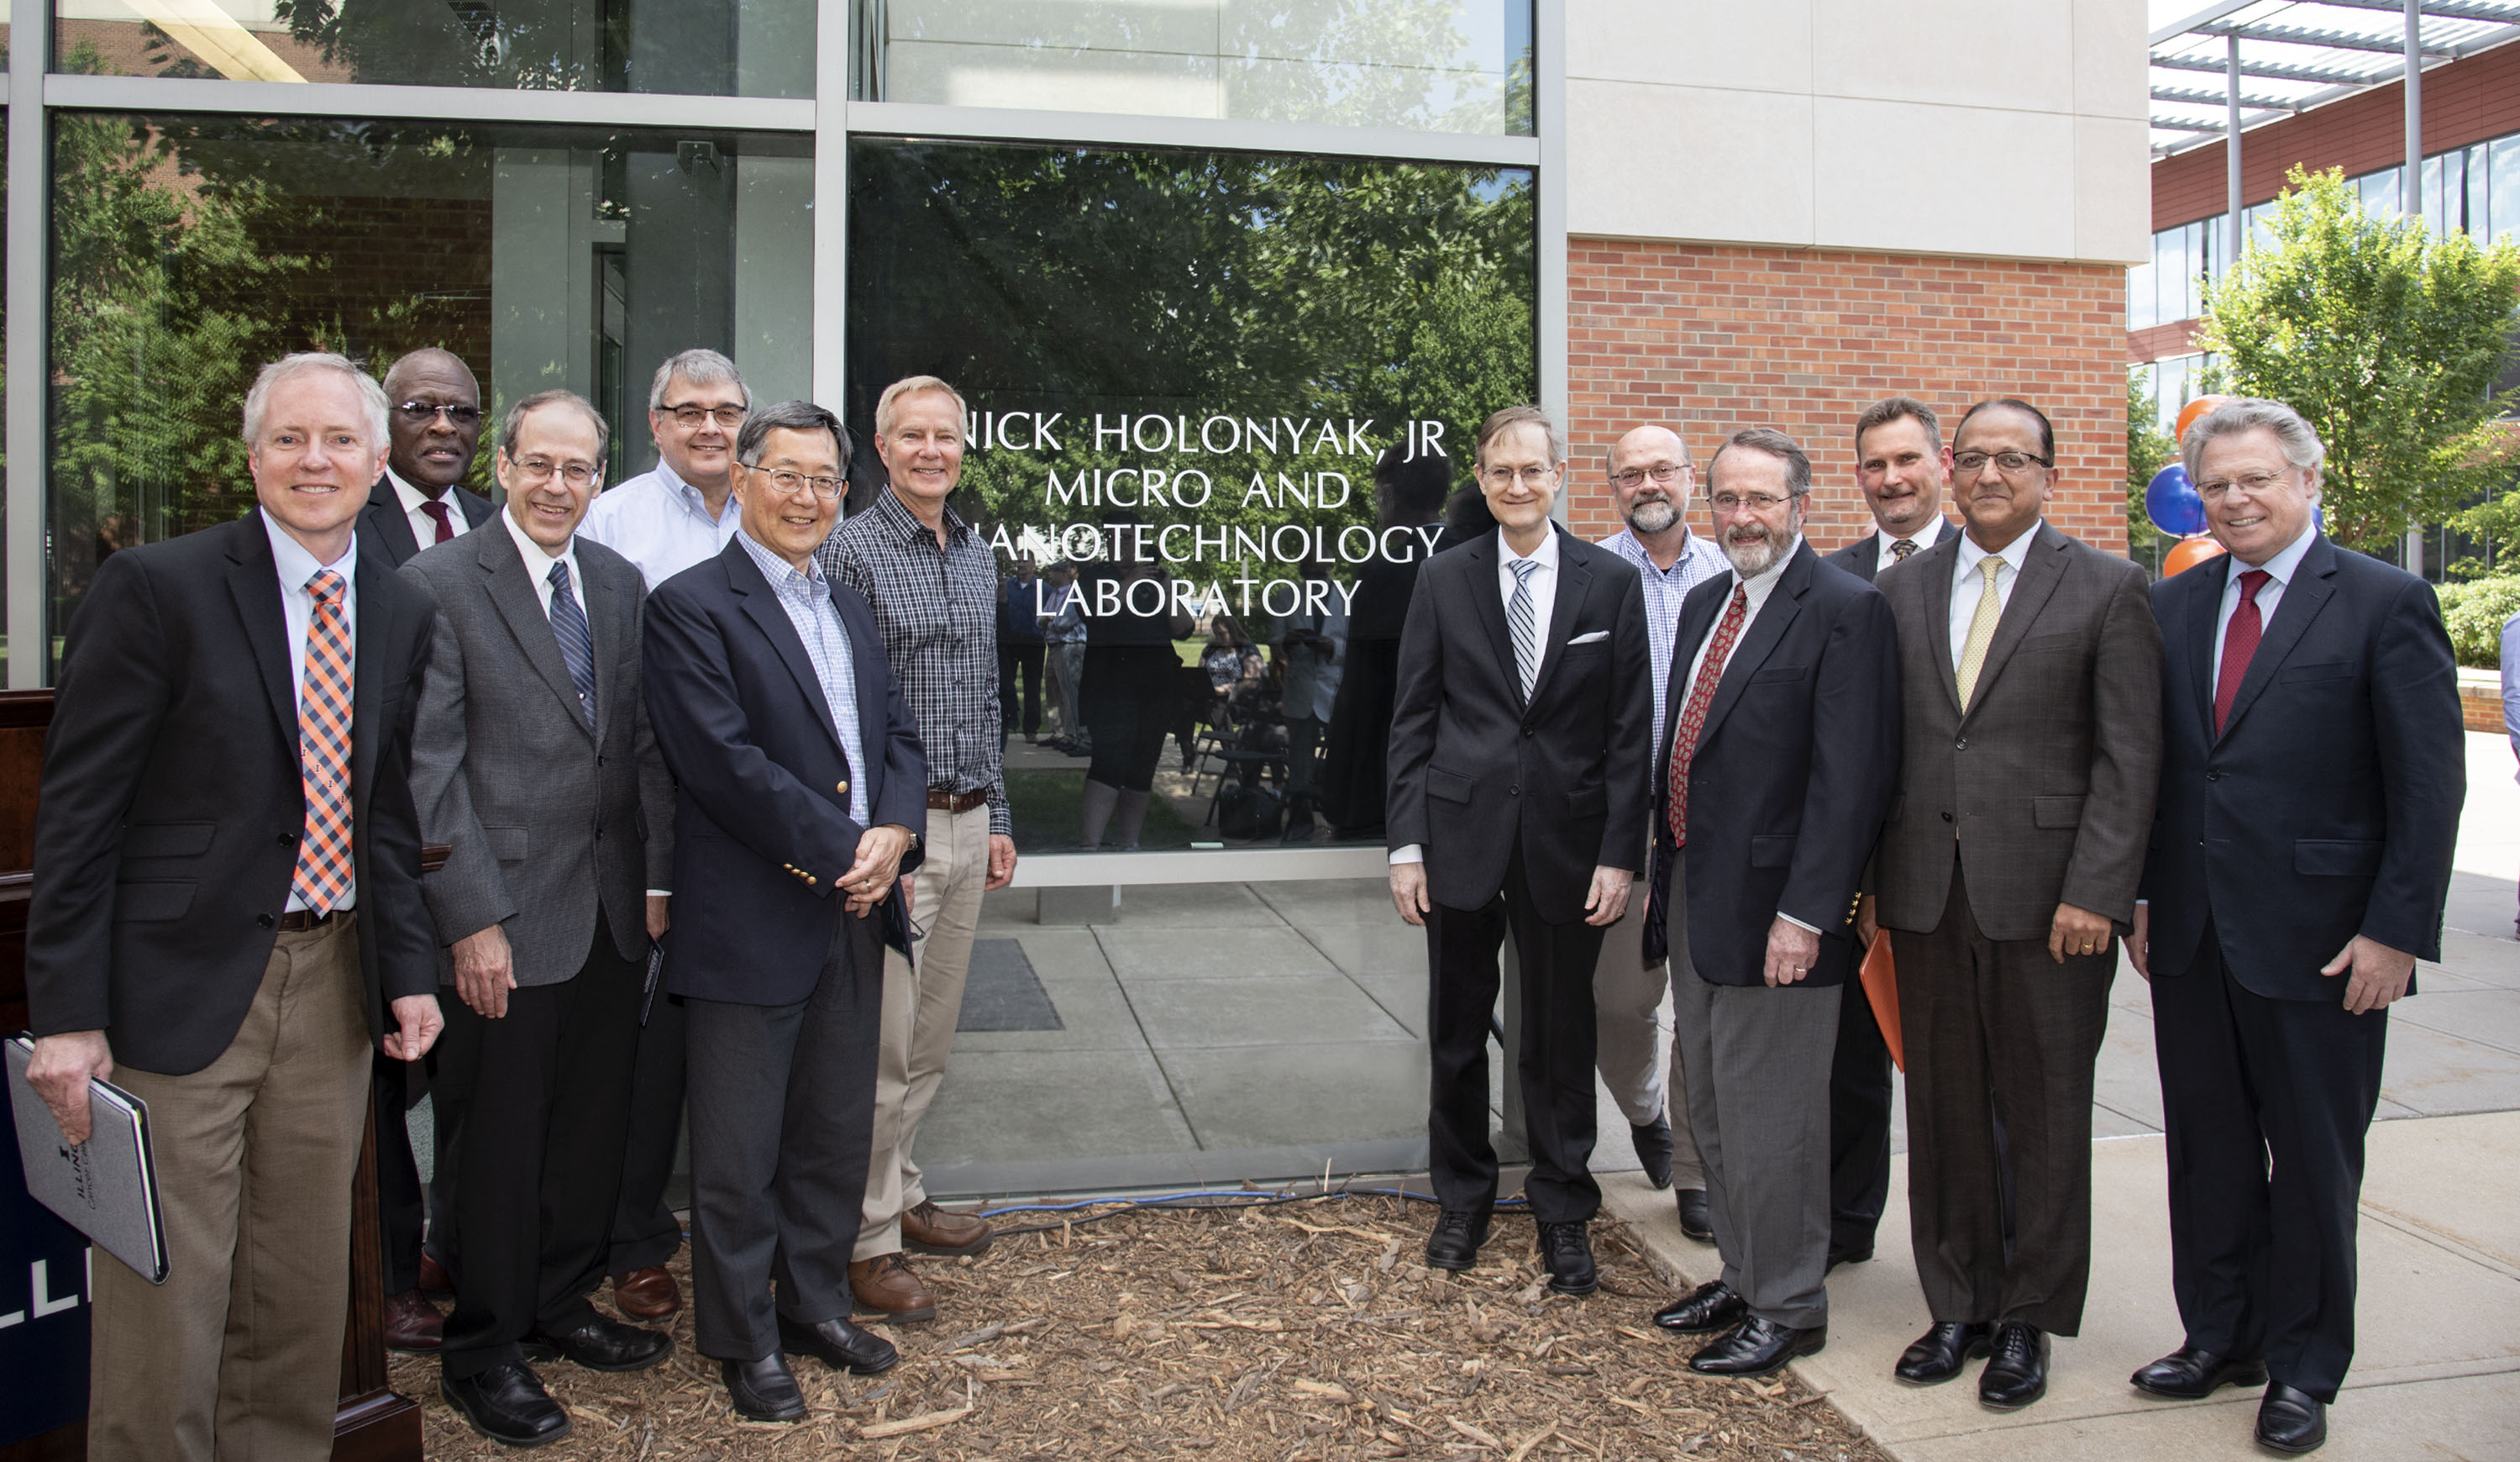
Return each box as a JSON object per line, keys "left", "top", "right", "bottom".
{"left": 1820, "top": 395, "right": 1956, "bottom": 1271}
{"left": 23, "top": 353, "right": 444, "bottom": 1461}
{"left": 1871, "top": 398, "right": 2160, "bottom": 1409}
{"left": 640, "top": 400, "right": 927, "bottom": 1423}
{"left": 1642, "top": 429, "right": 1899, "bottom": 1377}
{"left": 1388, "top": 405, "right": 1652, "bottom": 1295}
{"left": 402, "top": 391, "right": 680, "bottom": 1445}
{"left": 356, "top": 345, "right": 494, "bottom": 1353}
{"left": 2129, "top": 398, "right": 2463, "bottom": 1455}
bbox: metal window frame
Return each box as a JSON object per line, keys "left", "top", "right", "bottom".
{"left": 3, "top": 0, "right": 1565, "bottom": 893}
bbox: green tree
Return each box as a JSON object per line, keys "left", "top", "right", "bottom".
{"left": 2126, "top": 375, "right": 2176, "bottom": 572}
{"left": 2193, "top": 165, "right": 2520, "bottom": 551}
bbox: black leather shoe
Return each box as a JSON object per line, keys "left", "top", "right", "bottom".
{"left": 1675, "top": 1188, "right": 1714, "bottom": 1243}
{"left": 1630, "top": 1117, "right": 1675, "bottom": 1189}
{"left": 1424, "top": 1208, "right": 1490, "bottom": 1270}
{"left": 1651, "top": 1280, "right": 1746, "bottom": 1334}
{"left": 722, "top": 1354, "right": 806, "bottom": 1423}
{"left": 1895, "top": 1321, "right": 1992, "bottom": 1385}
{"left": 2255, "top": 1383, "right": 2327, "bottom": 1454}
{"left": 523, "top": 1313, "right": 672, "bottom": 1373}
{"left": 1688, "top": 1316, "right": 1825, "bottom": 1376}
{"left": 778, "top": 1314, "right": 900, "bottom": 1375}
{"left": 441, "top": 1362, "right": 571, "bottom": 1448}
{"left": 1826, "top": 1244, "right": 1873, "bottom": 1271}
{"left": 1978, "top": 1322, "right": 2050, "bottom": 1410}
{"left": 1536, "top": 1221, "right": 1597, "bottom": 1296}
{"left": 2132, "top": 1345, "right": 2269, "bottom": 1400}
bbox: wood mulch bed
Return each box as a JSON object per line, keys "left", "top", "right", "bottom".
{"left": 390, "top": 1192, "right": 1889, "bottom": 1461}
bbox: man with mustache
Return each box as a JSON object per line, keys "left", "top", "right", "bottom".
{"left": 1642, "top": 429, "right": 1899, "bottom": 1376}
{"left": 1591, "top": 426, "right": 1727, "bottom": 1236}
{"left": 1871, "top": 398, "right": 2161, "bottom": 1408}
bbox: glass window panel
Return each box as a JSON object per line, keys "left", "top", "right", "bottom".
{"left": 2423, "top": 152, "right": 2454, "bottom": 235}
{"left": 46, "top": 114, "right": 812, "bottom": 664}
{"left": 2127, "top": 257, "right": 2155, "bottom": 330}
{"left": 2153, "top": 227, "right": 2178, "bottom": 325}
{"left": 53, "top": 1, "right": 812, "bottom": 97}
{"left": 2468, "top": 143, "right": 2492, "bottom": 242}
{"left": 860, "top": 1, "right": 1536, "bottom": 136}
{"left": 2182, "top": 222, "right": 2205, "bottom": 319}
{"left": 847, "top": 136, "right": 1535, "bottom": 855}
{"left": 2492, "top": 134, "right": 2520, "bottom": 245}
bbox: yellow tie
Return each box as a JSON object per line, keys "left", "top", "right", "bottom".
{"left": 1956, "top": 556, "right": 2004, "bottom": 712}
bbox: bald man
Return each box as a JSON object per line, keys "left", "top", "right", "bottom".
{"left": 1593, "top": 425, "right": 1730, "bottom": 1238}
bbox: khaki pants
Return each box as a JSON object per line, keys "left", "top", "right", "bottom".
{"left": 91, "top": 913, "right": 371, "bottom": 1462}
{"left": 856, "top": 804, "right": 990, "bottom": 1258}
{"left": 1593, "top": 839, "right": 1704, "bottom": 1190}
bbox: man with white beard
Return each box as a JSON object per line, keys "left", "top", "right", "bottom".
{"left": 1593, "top": 427, "right": 1727, "bottom": 1235}
{"left": 1643, "top": 429, "right": 1900, "bottom": 1375}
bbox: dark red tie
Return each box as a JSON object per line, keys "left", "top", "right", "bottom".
{"left": 2213, "top": 569, "right": 2271, "bottom": 737}
{"left": 1666, "top": 586, "right": 1749, "bottom": 849}
{"left": 420, "top": 498, "right": 455, "bottom": 544}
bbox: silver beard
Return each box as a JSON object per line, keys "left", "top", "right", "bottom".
{"left": 1720, "top": 522, "right": 1789, "bottom": 577}
{"left": 1625, "top": 496, "right": 1680, "bottom": 535}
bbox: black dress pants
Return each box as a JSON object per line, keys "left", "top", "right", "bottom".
{"left": 431, "top": 913, "right": 645, "bottom": 1380}
{"left": 606, "top": 986, "right": 688, "bottom": 1276}
{"left": 2151, "top": 925, "right": 2386, "bottom": 1403}
{"left": 999, "top": 640, "right": 1044, "bottom": 739}
{"left": 1827, "top": 973, "right": 1895, "bottom": 1257}
{"left": 1425, "top": 851, "right": 1606, "bottom": 1224}
{"left": 372, "top": 1050, "right": 428, "bottom": 1295}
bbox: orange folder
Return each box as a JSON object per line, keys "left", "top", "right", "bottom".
{"left": 1861, "top": 933, "right": 1904, "bottom": 1073}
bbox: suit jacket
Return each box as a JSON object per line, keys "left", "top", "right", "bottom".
{"left": 26, "top": 513, "right": 438, "bottom": 1074}
{"left": 1823, "top": 521, "right": 1955, "bottom": 586}
{"left": 360, "top": 473, "right": 493, "bottom": 570}
{"left": 1872, "top": 520, "right": 2163, "bottom": 943}
{"left": 2140, "top": 534, "right": 2463, "bottom": 998}
{"left": 399, "top": 522, "right": 675, "bottom": 985}
{"left": 1387, "top": 525, "right": 1653, "bottom": 923}
{"left": 1654, "top": 542, "right": 1901, "bottom": 986}
{"left": 642, "top": 538, "right": 927, "bottom": 1006}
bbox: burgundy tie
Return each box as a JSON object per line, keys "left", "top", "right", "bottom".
{"left": 2213, "top": 569, "right": 2271, "bottom": 737}
{"left": 420, "top": 499, "right": 455, "bottom": 544}
{"left": 1666, "top": 586, "right": 1750, "bottom": 849}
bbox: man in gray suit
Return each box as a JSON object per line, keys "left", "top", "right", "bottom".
{"left": 1870, "top": 398, "right": 2160, "bottom": 1410}
{"left": 402, "top": 390, "right": 678, "bottom": 1448}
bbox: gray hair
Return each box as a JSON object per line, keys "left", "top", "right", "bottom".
{"left": 736, "top": 400, "right": 851, "bottom": 467}
{"left": 1473, "top": 405, "right": 1564, "bottom": 468}
{"left": 1707, "top": 427, "right": 1813, "bottom": 496}
{"left": 2180, "top": 396, "right": 2325, "bottom": 489}
{"left": 648, "top": 348, "right": 750, "bottom": 413}
{"left": 500, "top": 388, "right": 610, "bottom": 465}
{"left": 241, "top": 352, "right": 391, "bottom": 447}
{"left": 875, "top": 375, "right": 969, "bottom": 439}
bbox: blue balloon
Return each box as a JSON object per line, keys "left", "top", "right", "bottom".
{"left": 2145, "top": 464, "right": 2207, "bottom": 537}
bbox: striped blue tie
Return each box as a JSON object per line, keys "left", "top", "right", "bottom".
{"left": 548, "top": 560, "right": 597, "bottom": 729}
{"left": 1507, "top": 556, "right": 1541, "bottom": 701}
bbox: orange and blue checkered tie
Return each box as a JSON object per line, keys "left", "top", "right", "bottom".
{"left": 291, "top": 569, "right": 355, "bottom": 913}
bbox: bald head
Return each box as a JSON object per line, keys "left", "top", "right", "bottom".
{"left": 382, "top": 348, "right": 485, "bottom": 492}
{"left": 1607, "top": 424, "right": 1696, "bottom": 544}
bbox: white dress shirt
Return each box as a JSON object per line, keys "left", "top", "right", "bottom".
{"left": 499, "top": 503, "right": 589, "bottom": 633}
{"left": 1675, "top": 538, "right": 1818, "bottom": 934}
{"left": 577, "top": 460, "right": 739, "bottom": 591}
{"left": 387, "top": 465, "right": 473, "bottom": 550}
{"left": 2211, "top": 522, "right": 2318, "bottom": 686}
{"left": 1950, "top": 526, "right": 2040, "bottom": 670}
{"left": 1874, "top": 515, "right": 1949, "bottom": 567}
{"left": 262, "top": 508, "right": 360, "bottom": 912}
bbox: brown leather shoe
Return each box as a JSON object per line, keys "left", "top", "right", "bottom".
{"left": 417, "top": 1251, "right": 454, "bottom": 1302}
{"left": 848, "top": 1253, "right": 937, "bottom": 1323}
{"left": 611, "top": 1265, "right": 680, "bottom": 1321}
{"left": 382, "top": 1289, "right": 444, "bottom": 1354}
{"left": 902, "top": 1199, "right": 995, "bottom": 1258}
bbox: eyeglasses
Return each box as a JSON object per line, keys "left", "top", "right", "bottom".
{"left": 660, "top": 403, "right": 747, "bottom": 429}
{"left": 748, "top": 465, "right": 843, "bottom": 501}
{"left": 1610, "top": 464, "right": 1690, "bottom": 490}
{"left": 396, "top": 401, "right": 482, "bottom": 426}
{"left": 1709, "top": 491, "right": 1800, "bottom": 513}
{"left": 1479, "top": 464, "right": 1557, "bottom": 487}
{"left": 1951, "top": 450, "right": 2051, "bottom": 475}
{"left": 511, "top": 457, "right": 599, "bottom": 486}
{"left": 2197, "top": 469, "right": 2290, "bottom": 501}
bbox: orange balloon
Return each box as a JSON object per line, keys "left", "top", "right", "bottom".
{"left": 2174, "top": 394, "right": 2229, "bottom": 445}
{"left": 2162, "top": 535, "right": 2229, "bottom": 577}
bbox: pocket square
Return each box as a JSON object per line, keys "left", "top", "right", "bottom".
{"left": 1568, "top": 630, "right": 1609, "bottom": 644}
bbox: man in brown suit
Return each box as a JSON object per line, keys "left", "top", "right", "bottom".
{"left": 1865, "top": 398, "right": 2160, "bottom": 1410}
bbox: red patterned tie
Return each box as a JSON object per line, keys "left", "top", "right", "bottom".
{"left": 1666, "top": 585, "right": 1749, "bottom": 849}
{"left": 291, "top": 570, "right": 356, "bottom": 913}
{"left": 420, "top": 498, "right": 455, "bottom": 544}
{"left": 2212, "top": 569, "right": 2271, "bottom": 738}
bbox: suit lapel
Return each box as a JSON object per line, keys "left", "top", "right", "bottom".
{"left": 349, "top": 550, "right": 398, "bottom": 823}
{"left": 1522, "top": 531, "right": 1590, "bottom": 707}
{"left": 1662, "top": 577, "right": 1726, "bottom": 769}
{"left": 478, "top": 525, "right": 595, "bottom": 741}
{"left": 725, "top": 542, "right": 846, "bottom": 755}
{"left": 362, "top": 479, "right": 422, "bottom": 565}
{"left": 1851, "top": 535, "right": 1881, "bottom": 584}
{"left": 1696, "top": 544, "right": 1809, "bottom": 747}
{"left": 1463, "top": 530, "right": 1520, "bottom": 703}
{"left": 2217, "top": 535, "right": 2338, "bottom": 742}
{"left": 224, "top": 518, "right": 300, "bottom": 749}
{"left": 585, "top": 550, "right": 638, "bottom": 743}
{"left": 1914, "top": 532, "right": 1962, "bottom": 714}
{"left": 2183, "top": 557, "right": 2225, "bottom": 744}
{"left": 1957, "top": 522, "right": 2066, "bottom": 722}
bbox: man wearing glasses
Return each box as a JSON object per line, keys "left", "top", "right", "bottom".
{"left": 1590, "top": 426, "right": 1726, "bottom": 1236}
{"left": 576, "top": 347, "right": 752, "bottom": 1323}
{"left": 814, "top": 376, "right": 1016, "bottom": 1325}
{"left": 1388, "top": 406, "right": 1651, "bottom": 1296}
{"left": 360, "top": 347, "right": 494, "bottom": 568}
{"left": 1869, "top": 398, "right": 2160, "bottom": 1409}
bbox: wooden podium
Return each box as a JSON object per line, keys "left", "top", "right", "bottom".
{"left": 0, "top": 691, "right": 423, "bottom": 1462}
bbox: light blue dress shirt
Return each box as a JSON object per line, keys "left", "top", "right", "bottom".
{"left": 579, "top": 459, "right": 740, "bottom": 592}
{"left": 1600, "top": 524, "right": 1729, "bottom": 723}
{"left": 737, "top": 529, "right": 871, "bottom": 828}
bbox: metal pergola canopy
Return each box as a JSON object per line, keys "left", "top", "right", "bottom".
{"left": 2150, "top": 1, "right": 2520, "bottom": 158}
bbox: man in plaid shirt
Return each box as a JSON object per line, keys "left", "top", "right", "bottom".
{"left": 813, "top": 375, "right": 1016, "bottom": 1323}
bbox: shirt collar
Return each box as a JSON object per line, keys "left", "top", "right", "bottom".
{"left": 386, "top": 465, "right": 452, "bottom": 517}
{"left": 1877, "top": 517, "right": 1948, "bottom": 558}
{"left": 2234, "top": 521, "right": 2318, "bottom": 590}
{"left": 1604, "top": 524, "right": 1703, "bottom": 577}
{"left": 1729, "top": 534, "right": 1802, "bottom": 609}
{"left": 261, "top": 507, "right": 358, "bottom": 589}
{"left": 1499, "top": 524, "right": 1561, "bottom": 572}
{"left": 737, "top": 527, "right": 827, "bottom": 595}
{"left": 499, "top": 502, "right": 580, "bottom": 589}
{"left": 1956, "top": 521, "right": 2040, "bottom": 578}
{"left": 871, "top": 486, "right": 968, "bottom": 546}
{"left": 653, "top": 458, "right": 732, "bottom": 524}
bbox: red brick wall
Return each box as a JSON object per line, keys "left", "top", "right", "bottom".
{"left": 1566, "top": 239, "right": 2131, "bottom": 556}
